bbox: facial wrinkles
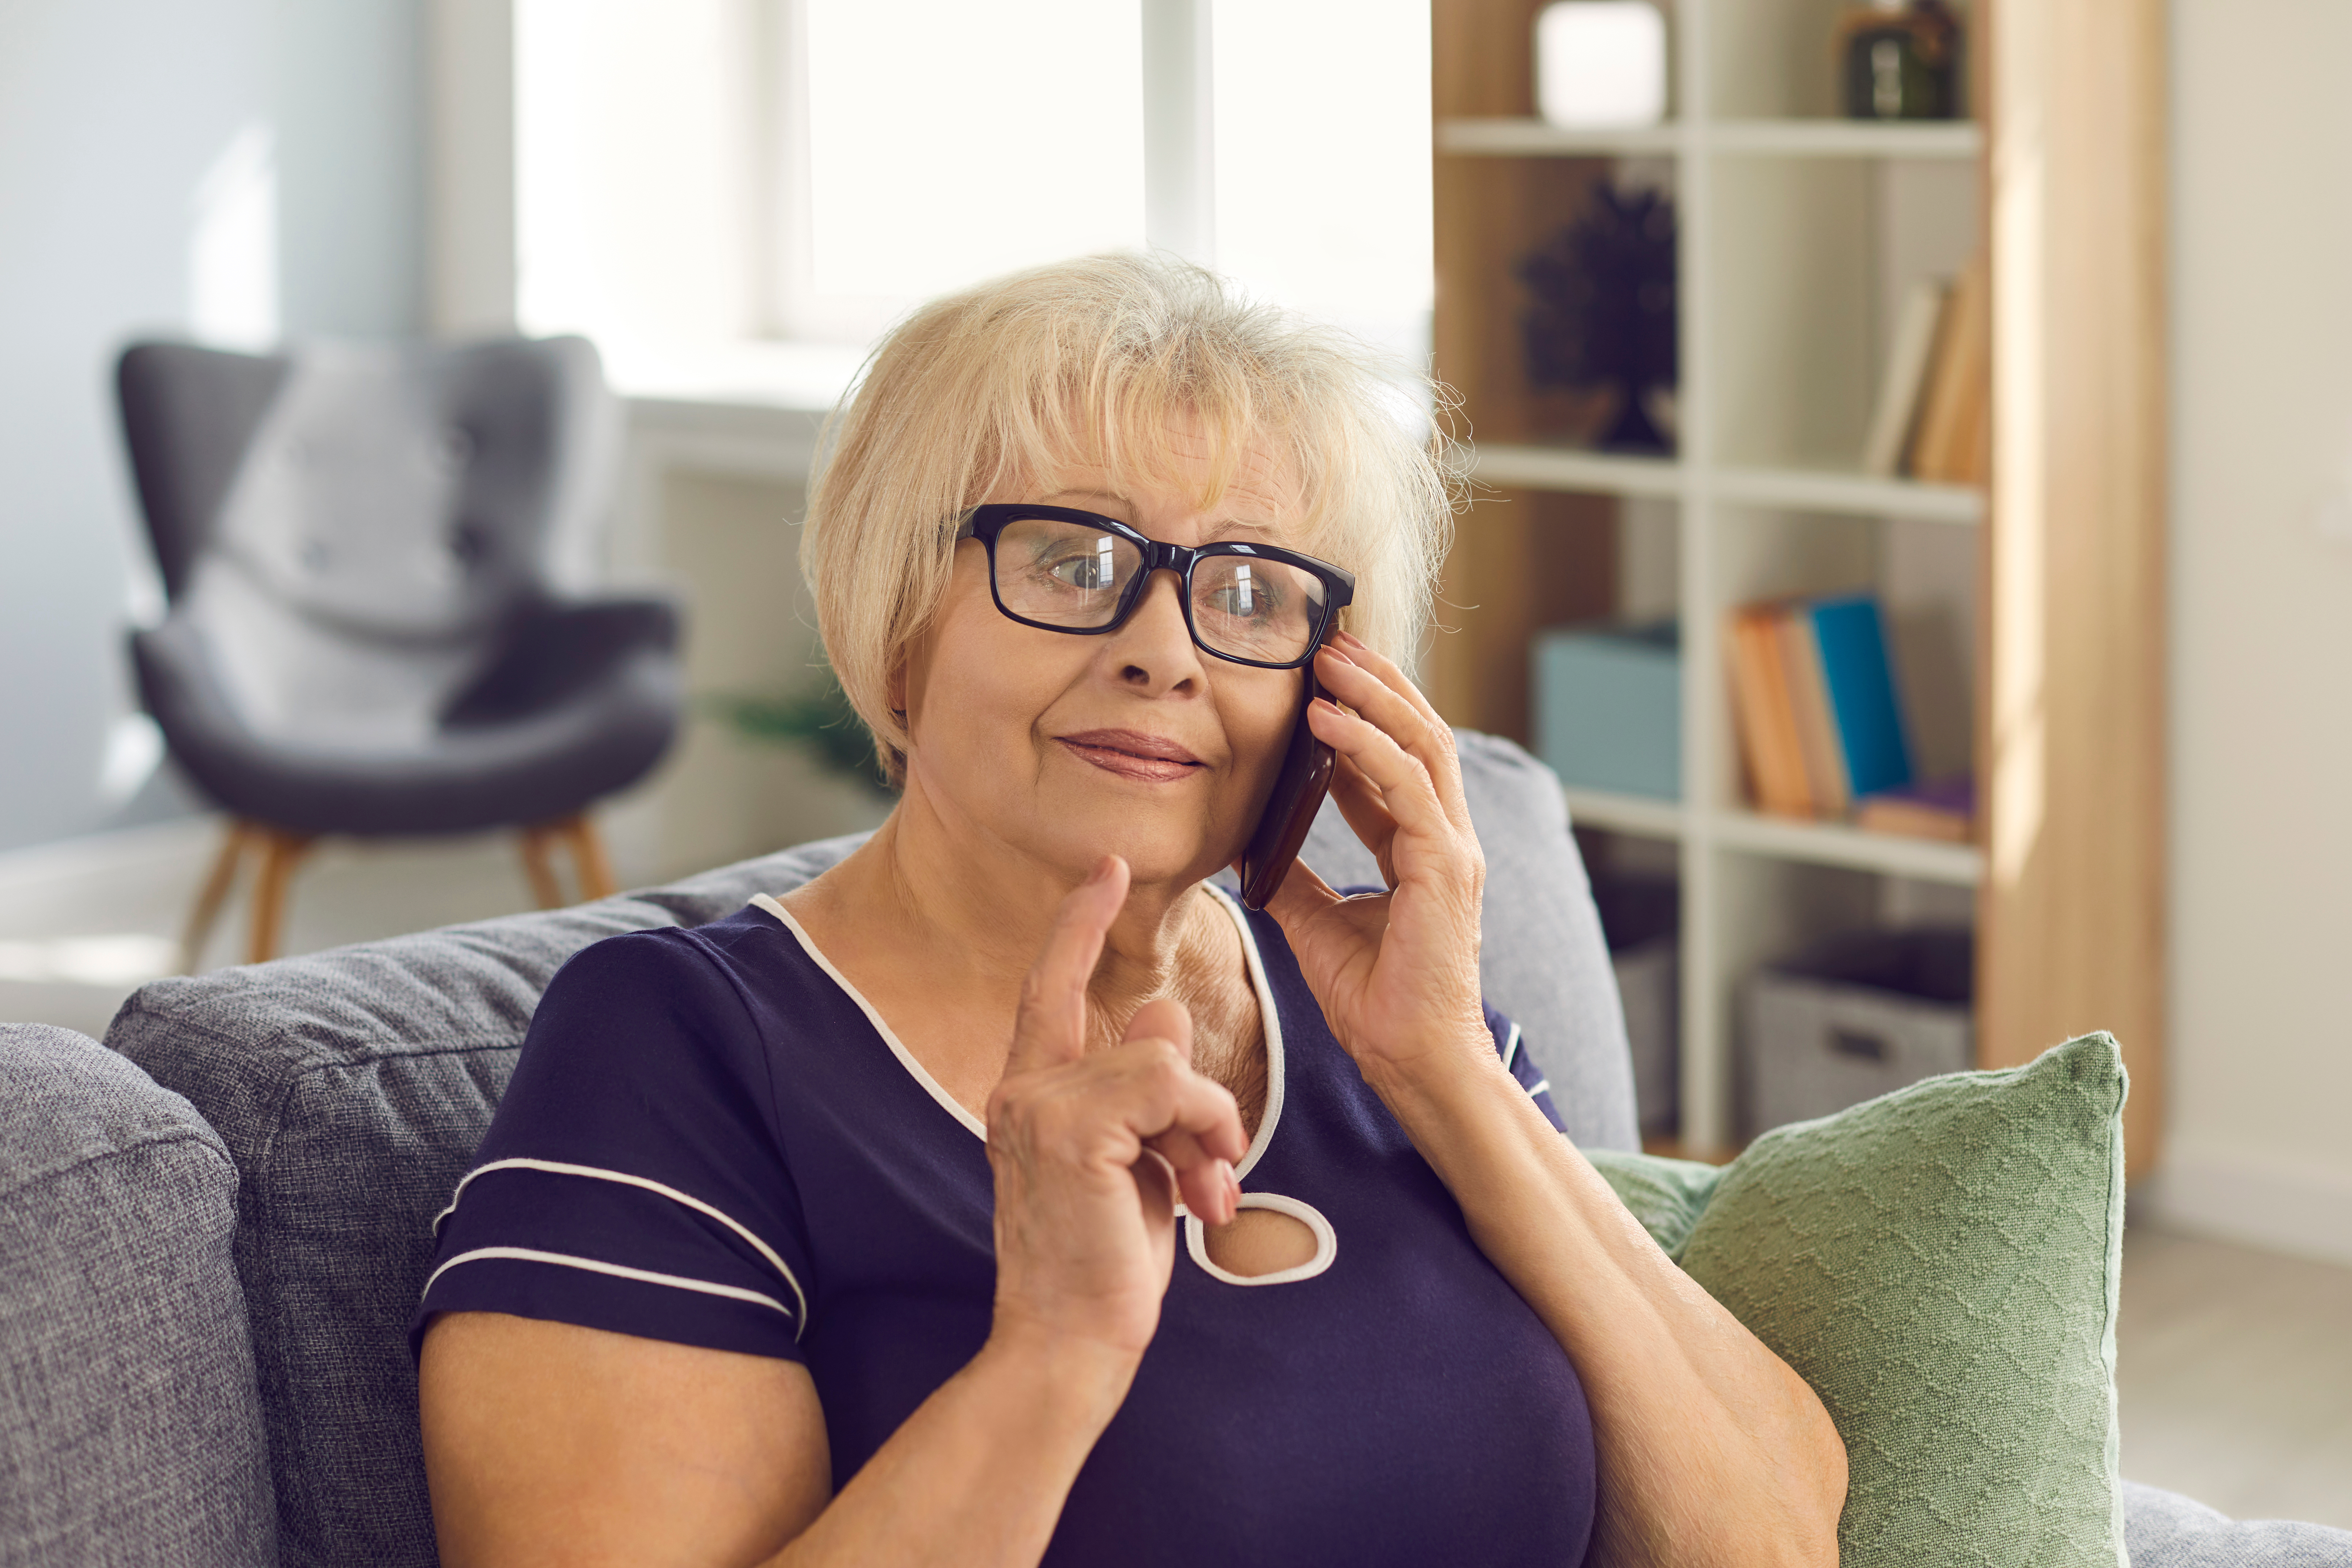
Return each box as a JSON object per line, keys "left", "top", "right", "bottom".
{"left": 897, "top": 441, "right": 1307, "bottom": 896}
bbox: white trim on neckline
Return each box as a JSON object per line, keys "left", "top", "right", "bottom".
{"left": 1183, "top": 1191, "right": 1338, "bottom": 1287}
{"left": 745, "top": 886, "right": 1288, "bottom": 1176}
{"left": 750, "top": 893, "right": 987, "bottom": 1138}
{"left": 1199, "top": 882, "right": 1286, "bottom": 1184}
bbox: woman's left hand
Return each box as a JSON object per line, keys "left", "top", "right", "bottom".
{"left": 1258, "top": 630, "right": 1494, "bottom": 1088}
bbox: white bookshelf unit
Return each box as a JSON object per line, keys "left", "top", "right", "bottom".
{"left": 1433, "top": 0, "right": 2168, "bottom": 1175}
{"left": 1432, "top": 0, "right": 1994, "bottom": 1156}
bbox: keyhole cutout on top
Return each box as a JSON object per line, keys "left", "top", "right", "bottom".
{"left": 1203, "top": 1207, "right": 1319, "bottom": 1278}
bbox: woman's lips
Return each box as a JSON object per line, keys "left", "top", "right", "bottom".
{"left": 1056, "top": 729, "right": 1206, "bottom": 784}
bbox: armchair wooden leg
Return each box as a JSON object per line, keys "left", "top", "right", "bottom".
{"left": 180, "top": 821, "right": 252, "bottom": 974}
{"left": 518, "top": 826, "right": 565, "bottom": 910}
{"left": 246, "top": 828, "right": 314, "bottom": 965}
{"left": 557, "top": 814, "right": 616, "bottom": 902}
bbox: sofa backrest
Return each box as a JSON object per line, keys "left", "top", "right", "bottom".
{"left": 108, "top": 730, "right": 1633, "bottom": 1568}
{"left": 0, "top": 1023, "right": 276, "bottom": 1568}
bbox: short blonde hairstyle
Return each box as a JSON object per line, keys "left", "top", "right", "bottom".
{"left": 803, "top": 252, "right": 1461, "bottom": 786}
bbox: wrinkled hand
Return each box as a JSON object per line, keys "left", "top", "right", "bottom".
{"left": 985, "top": 856, "right": 1247, "bottom": 1366}
{"left": 1259, "top": 631, "right": 1492, "bottom": 1087}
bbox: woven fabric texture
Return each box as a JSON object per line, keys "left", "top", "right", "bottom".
{"left": 0, "top": 1023, "right": 276, "bottom": 1568}
{"left": 106, "top": 836, "right": 860, "bottom": 1568}
{"left": 1590, "top": 1034, "right": 2130, "bottom": 1568}
{"left": 2122, "top": 1481, "right": 2352, "bottom": 1567}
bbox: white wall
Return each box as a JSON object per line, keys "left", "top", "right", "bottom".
{"left": 0, "top": 0, "right": 423, "bottom": 855}
{"left": 2149, "top": 0, "right": 2352, "bottom": 1263}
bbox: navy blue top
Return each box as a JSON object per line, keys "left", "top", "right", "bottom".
{"left": 416, "top": 885, "right": 1597, "bottom": 1567}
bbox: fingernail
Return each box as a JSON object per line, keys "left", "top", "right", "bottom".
{"left": 1332, "top": 629, "right": 1368, "bottom": 652}
{"left": 1319, "top": 643, "right": 1354, "bottom": 666}
{"left": 1313, "top": 698, "right": 1343, "bottom": 717}
{"left": 1088, "top": 855, "right": 1119, "bottom": 885}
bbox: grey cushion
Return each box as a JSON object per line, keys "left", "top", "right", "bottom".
{"left": 107, "top": 839, "right": 861, "bottom": 1568}
{"left": 2124, "top": 1481, "right": 2352, "bottom": 1568}
{"left": 106, "top": 729, "right": 1631, "bottom": 1565}
{"left": 0, "top": 1023, "right": 275, "bottom": 1567}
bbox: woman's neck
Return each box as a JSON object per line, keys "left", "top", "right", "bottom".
{"left": 819, "top": 778, "right": 1224, "bottom": 1042}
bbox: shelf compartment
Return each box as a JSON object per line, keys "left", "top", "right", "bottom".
{"left": 1436, "top": 118, "right": 1979, "bottom": 160}
{"left": 1713, "top": 809, "right": 1983, "bottom": 885}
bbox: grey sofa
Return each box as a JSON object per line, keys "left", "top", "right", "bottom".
{"left": 3, "top": 733, "right": 2346, "bottom": 1567}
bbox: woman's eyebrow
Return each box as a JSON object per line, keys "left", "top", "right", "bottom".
{"left": 1038, "top": 488, "right": 1130, "bottom": 513}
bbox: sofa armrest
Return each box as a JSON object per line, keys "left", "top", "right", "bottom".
{"left": 0, "top": 1023, "right": 275, "bottom": 1567}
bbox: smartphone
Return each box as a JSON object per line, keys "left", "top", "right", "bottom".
{"left": 1239, "top": 662, "right": 1335, "bottom": 911}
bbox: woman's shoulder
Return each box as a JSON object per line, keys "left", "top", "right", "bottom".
{"left": 517, "top": 902, "right": 845, "bottom": 1084}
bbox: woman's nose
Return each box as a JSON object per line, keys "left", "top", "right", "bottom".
{"left": 1111, "top": 570, "right": 1204, "bottom": 690}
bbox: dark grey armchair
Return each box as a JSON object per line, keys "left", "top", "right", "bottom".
{"left": 115, "top": 337, "right": 682, "bottom": 965}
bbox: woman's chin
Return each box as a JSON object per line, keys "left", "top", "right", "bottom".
{"left": 1020, "top": 801, "right": 1235, "bottom": 889}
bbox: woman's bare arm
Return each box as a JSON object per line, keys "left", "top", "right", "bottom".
{"left": 1273, "top": 632, "right": 1847, "bottom": 1568}
{"left": 1370, "top": 1057, "right": 1846, "bottom": 1568}
{"left": 420, "top": 1311, "right": 1130, "bottom": 1568}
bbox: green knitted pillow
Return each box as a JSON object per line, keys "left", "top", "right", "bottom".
{"left": 1589, "top": 1033, "right": 2128, "bottom": 1568}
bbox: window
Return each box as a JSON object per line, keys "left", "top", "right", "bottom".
{"left": 512, "top": 0, "right": 1431, "bottom": 382}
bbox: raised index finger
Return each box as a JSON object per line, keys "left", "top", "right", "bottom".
{"left": 1007, "top": 855, "right": 1129, "bottom": 1074}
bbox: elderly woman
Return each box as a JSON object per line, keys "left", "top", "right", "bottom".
{"left": 415, "top": 256, "right": 1845, "bottom": 1567}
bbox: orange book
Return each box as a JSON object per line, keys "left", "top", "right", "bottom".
{"left": 1727, "top": 608, "right": 1812, "bottom": 817}
{"left": 1911, "top": 249, "right": 1990, "bottom": 485}
{"left": 1776, "top": 607, "right": 1848, "bottom": 815}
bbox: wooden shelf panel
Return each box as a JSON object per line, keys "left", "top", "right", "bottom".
{"left": 1713, "top": 465, "right": 1984, "bottom": 524}
{"left": 1710, "top": 120, "right": 1982, "bottom": 158}
{"left": 1559, "top": 788, "right": 1985, "bottom": 886}
{"left": 1469, "top": 445, "right": 1684, "bottom": 498}
{"left": 1467, "top": 444, "right": 1983, "bottom": 522}
{"left": 1437, "top": 118, "right": 1981, "bottom": 160}
{"left": 1713, "top": 810, "right": 1984, "bottom": 885}
{"left": 1438, "top": 118, "right": 1687, "bottom": 156}
{"left": 1563, "top": 787, "right": 1687, "bottom": 840}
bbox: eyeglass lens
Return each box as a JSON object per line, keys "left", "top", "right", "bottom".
{"left": 992, "top": 514, "right": 1325, "bottom": 664}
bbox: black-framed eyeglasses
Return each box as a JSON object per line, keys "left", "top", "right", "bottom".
{"left": 955, "top": 503, "right": 1355, "bottom": 670}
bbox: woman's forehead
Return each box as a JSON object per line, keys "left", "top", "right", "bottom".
{"left": 1015, "top": 434, "right": 1304, "bottom": 530}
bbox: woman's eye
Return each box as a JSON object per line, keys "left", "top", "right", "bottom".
{"left": 1201, "top": 569, "right": 1282, "bottom": 620}
{"left": 1038, "top": 550, "right": 1117, "bottom": 591}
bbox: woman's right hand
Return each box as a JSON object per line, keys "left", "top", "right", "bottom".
{"left": 985, "top": 855, "right": 1247, "bottom": 1370}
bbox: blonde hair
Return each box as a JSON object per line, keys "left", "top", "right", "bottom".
{"left": 802, "top": 252, "right": 1461, "bottom": 786}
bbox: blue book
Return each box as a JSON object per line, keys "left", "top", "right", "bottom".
{"left": 1804, "top": 597, "right": 1914, "bottom": 798}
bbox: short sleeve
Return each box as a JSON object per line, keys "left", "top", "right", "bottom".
{"left": 411, "top": 928, "right": 815, "bottom": 1363}
{"left": 1487, "top": 1000, "right": 1565, "bottom": 1133}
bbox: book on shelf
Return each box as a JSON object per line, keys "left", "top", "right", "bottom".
{"left": 1726, "top": 607, "right": 1813, "bottom": 816}
{"left": 1726, "top": 595, "right": 1921, "bottom": 821}
{"left": 1855, "top": 776, "right": 1976, "bottom": 843}
{"left": 1776, "top": 611, "right": 1850, "bottom": 815}
{"left": 1860, "top": 277, "right": 1950, "bottom": 478}
{"left": 1909, "top": 249, "right": 1990, "bottom": 486}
